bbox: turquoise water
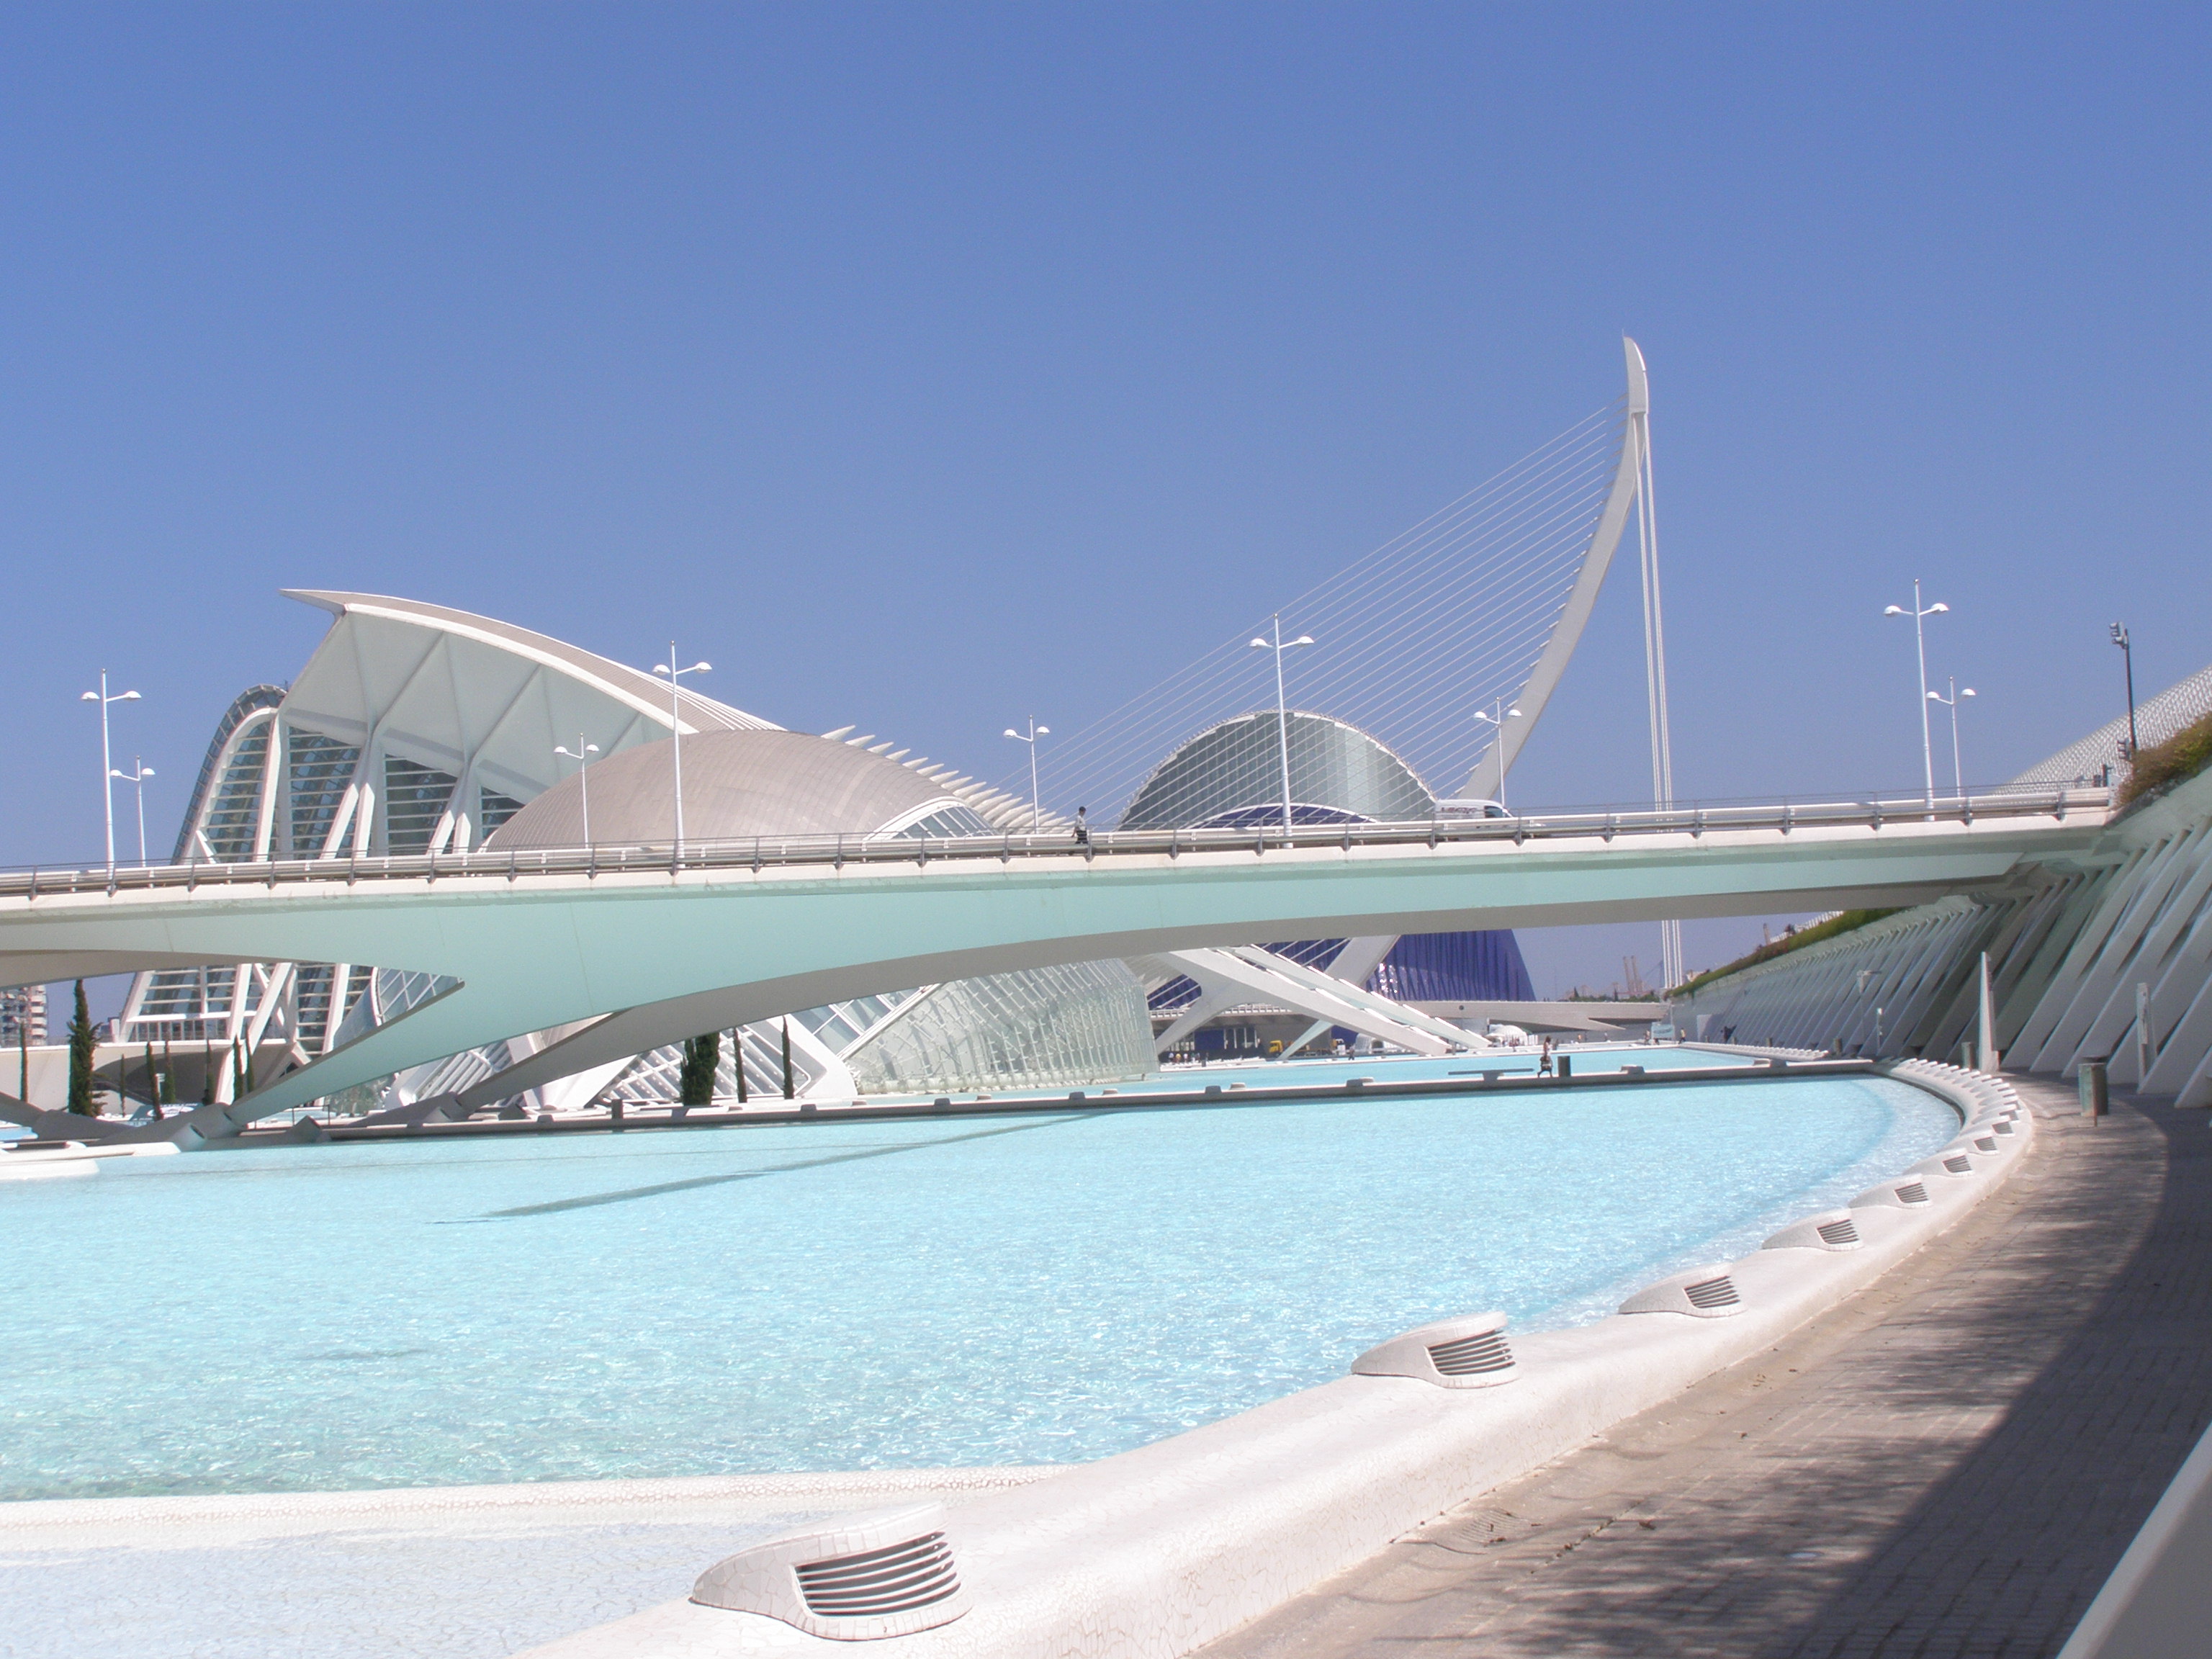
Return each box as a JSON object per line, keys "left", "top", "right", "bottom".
{"left": 0, "top": 1061, "right": 1954, "bottom": 1499}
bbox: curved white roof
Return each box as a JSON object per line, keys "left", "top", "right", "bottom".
{"left": 489, "top": 729, "right": 958, "bottom": 846}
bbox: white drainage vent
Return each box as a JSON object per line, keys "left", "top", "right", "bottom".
{"left": 691, "top": 1503, "right": 969, "bottom": 1640}
{"left": 1992, "top": 1120, "right": 2017, "bottom": 1136}
{"left": 1938, "top": 1153, "right": 1975, "bottom": 1175}
{"left": 1854, "top": 1176, "right": 1933, "bottom": 1210}
{"left": 1350, "top": 1311, "right": 1517, "bottom": 1389}
{"left": 1763, "top": 1208, "right": 1863, "bottom": 1251}
{"left": 1973, "top": 1136, "right": 1999, "bottom": 1153}
{"left": 1620, "top": 1265, "right": 1743, "bottom": 1318}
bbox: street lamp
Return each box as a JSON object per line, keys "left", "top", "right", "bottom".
{"left": 1473, "top": 698, "right": 1524, "bottom": 810}
{"left": 78, "top": 673, "right": 141, "bottom": 876}
{"left": 1882, "top": 581, "right": 1948, "bottom": 809}
{"left": 1249, "top": 615, "right": 1315, "bottom": 835}
{"left": 2110, "top": 623, "right": 2139, "bottom": 763}
{"left": 1925, "top": 680, "right": 1976, "bottom": 799}
{"left": 110, "top": 759, "right": 155, "bottom": 867}
{"left": 1002, "top": 719, "right": 1050, "bottom": 832}
{"left": 554, "top": 738, "right": 600, "bottom": 847}
{"left": 652, "top": 647, "right": 711, "bottom": 860}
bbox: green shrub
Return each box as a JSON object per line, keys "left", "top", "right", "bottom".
{"left": 2119, "top": 708, "right": 2212, "bottom": 808}
{"left": 1671, "top": 909, "right": 1899, "bottom": 999}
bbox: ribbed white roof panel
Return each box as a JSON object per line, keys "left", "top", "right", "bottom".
{"left": 2005, "top": 661, "right": 2212, "bottom": 787}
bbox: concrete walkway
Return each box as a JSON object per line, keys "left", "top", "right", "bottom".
{"left": 1202, "top": 1078, "right": 2212, "bottom": 1659}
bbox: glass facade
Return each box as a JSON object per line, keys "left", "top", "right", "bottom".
{"left": 893, "top": 803, "right": 994, "bottom": 839}
{"left": 287, "top": 731, "right": 359, "bottom": 857}
{"left": 200, "top": 721, "right": 273, "bottom": 861}
{"left": 844, "top": 961, "right": 1153, "bottom": 1094}
{"left": 477, "top": 788, "right": 526, "bottom": 840}
{"left": 382, "top": 757, "right": 457, "bottom": 855}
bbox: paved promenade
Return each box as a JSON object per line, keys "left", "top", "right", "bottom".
{"left": 1202, "top": 1079, "right": 2212, "bottom": 1659}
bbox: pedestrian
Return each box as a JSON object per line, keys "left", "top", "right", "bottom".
{"left": 1539, "top": 1037, "right": 1553, "bottom": 1076}
{"left": 1074, "top": 806, "right": 1089, "bottom": 845}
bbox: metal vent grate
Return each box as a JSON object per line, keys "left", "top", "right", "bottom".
{"left": 1426, "top": 1330, "right": 1515, "bottom": 1376}
{"left": 1684, "top": 1275, "right": 1740, "bottom": 1309}
{"left": 1974, "top": 1136, "right": 1998, "bottom": 1152}
{"left": 1816, "top": 1218, "right": 1861, "bottom": 1246}
{"left": 1896, "top": 1181, "right": 1930, "bottom": 1204}
{"left": 793, "top": 1532, "right": 961, "bottom": 1620}
{"left": 1992, "top": 1120, "right": 2016, "bottom": 1136}
{"left": 1942, "top": 1154, "right": 1973, "bottom": 1174}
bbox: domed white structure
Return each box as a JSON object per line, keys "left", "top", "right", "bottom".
{"left": 488, "top": 729, "right": 989, "bottom": 850}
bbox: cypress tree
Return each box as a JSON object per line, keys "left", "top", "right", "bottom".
{"left": 66, "top": 981, "right": 97, "bottom": 1117}
{"left": 781, "top": 1017, "right": 794, "bottom": 1100}
{"left": 678, "top": 1031, "right": 720, "bottom": 1107}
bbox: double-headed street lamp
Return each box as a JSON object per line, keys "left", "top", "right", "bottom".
{"left": 1249, "top": 615, "right": 1315, "bottom": 835}
{"left": 1002, "top": 718, "right": 1049, "bottom": 832}
{"left": 1926, "top": 680, "right": 1976, "bottom": 799}
{"left": 1473, "top": 698, "right": 1524, "bottom": 811}
{"left": 554, "top": 737, "right": 601, "bottom": 847}
{"left": 1883, "top": 581, "right": 1948, "bottom": 809}
{"left": 79, "top": 673, "right": 142, "bottom": 876}
{"left": 652, "top": 647, "right": 711, "bottom": 860}
{"left": 111, "top": 758, "right": 156, "bottom": 866}
{"left": 2110, "top": 623, "right": 2139, "bottom": 763}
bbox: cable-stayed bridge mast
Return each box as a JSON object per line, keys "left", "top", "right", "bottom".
{"left": 1032, "top": 336, "right": 1684, "bottom": 982}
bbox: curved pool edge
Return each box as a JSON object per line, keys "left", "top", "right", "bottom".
{"left": 513, "top": 1057, "right": 2031, "bottom": 1658}
{"left": 0, "top": 1466, "right": 1071, "bottom": 1551}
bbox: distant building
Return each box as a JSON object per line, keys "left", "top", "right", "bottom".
{"left": 1128, "top": 710, "right": 1534, "bottom": 1056}
{"left": 0, "top": 984, "right": 45, "bottom": 1046}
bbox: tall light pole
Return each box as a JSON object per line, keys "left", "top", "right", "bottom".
{"left": 111, "top": 759, "right": 155, "bottom": 866}
{"left": 554, "top": 738, "right": 600, "bottom": 847}
{"left": 652, "top": 647, "right": 711, "bottom": 860}
{"left": 1883, "top": 580, "right": 1948, "bottom": 809}
{"left": 1473, "top": 699, "right": 1523, "bottom": 809}
{"left": 2110, "top": 623, "right": 2138, "bottom": 765}
{"left": 79, "top": 673, "right": 141, "bottom": 876}
{"left": 1002, "top": 719, "right": 1050, "bottom": 832}
{"left": 1926, "top": 680, "right": 1976, "bottom": 799}
{"left": 1249, "top": 615, "right": 1314, "bottom": 835}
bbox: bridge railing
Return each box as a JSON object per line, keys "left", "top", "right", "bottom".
{"left": 0, "top": 786, "right": 2112, "bottom": 900}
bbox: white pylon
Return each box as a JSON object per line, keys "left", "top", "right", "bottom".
{"left": 1625, "top": 338, "right": 1683, "bottom": 993}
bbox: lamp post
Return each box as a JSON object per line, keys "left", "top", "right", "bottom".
{"left": 1248, "top": 615, "right": 1315, "bottom": 835}
{"left": 652, "top": 647, "right": 711, "bottom": 860}
{"left": 1002, "top": 719, "right": 1050, "bottom": 832}
{"left": 110, "top": 759, "right": 155, "bottom": 866}
{"left": 1473, "top": 698, "right": 1524, "bottom": 811}
{"left": 2110, "top": 623, "right": 2139, "bottom": 763}
{"left": 78, "top": 673, "right": 141, "bottom": 876}
{"left": 1925, "top": 680, "right": 1976, "bottom": 799}
{"left": 554, "top": 738, "right": 600, "bottom": 848}
{"left": 1883, "top": 581, "right": 1948, "bottom": 809}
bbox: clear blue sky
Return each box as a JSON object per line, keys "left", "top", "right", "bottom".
{"left": 3, "top": 4, "right": 2206, "bottom": 1001}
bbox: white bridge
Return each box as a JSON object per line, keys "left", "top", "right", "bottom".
{"left": 0, "top": 786, "right": 2113, "bottom": 1142}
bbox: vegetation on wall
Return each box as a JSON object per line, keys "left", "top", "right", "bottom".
{"left": 2119, "top": 709, "right": 2212, "bottom": 808}
{"left": 1671, "top": 909, "right": 1899, "bottom": 1000}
